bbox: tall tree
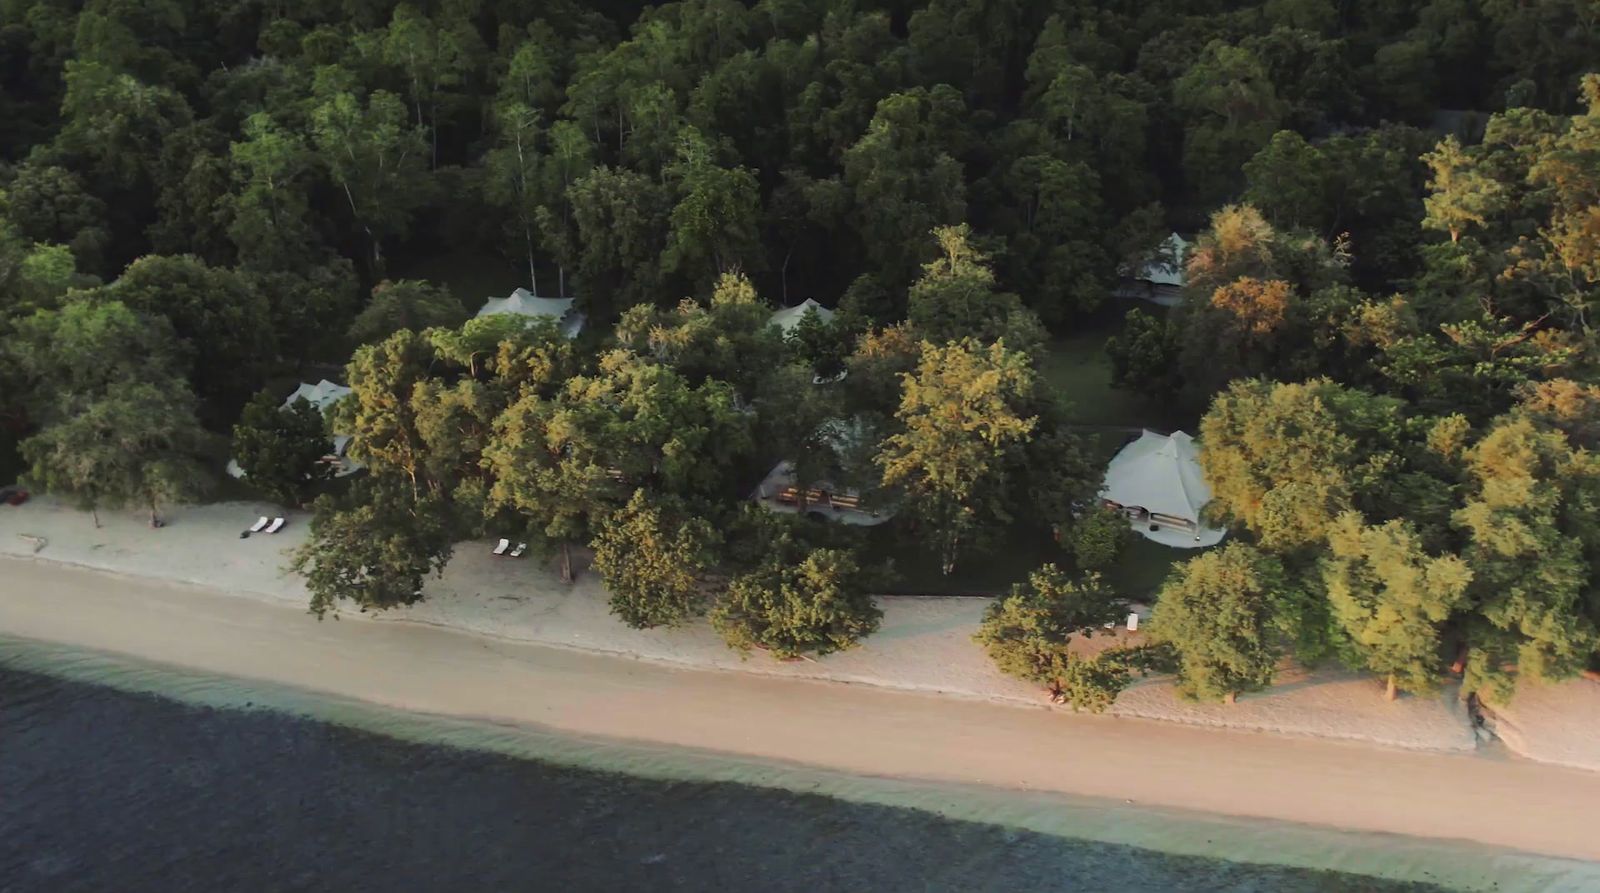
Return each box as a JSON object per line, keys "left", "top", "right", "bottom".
{"left": 591, "top": 489, "right": 720, "bottom": 629}
{"left": 310, "top": 87, "right": 431, "bottom": 273}
{"left": 877, "top": 338, "right": 1037, "bottom": 574}
{"left": 714, "top": 537, "right": 882, "bottom": 659}
{"left": 1152, "top": 543, "right": 1292, "bottom": 704}
{"left": 293, "top": 476, "right": 455, "bottom": 618}
{"left": 347, "top": 279, "right": 465, "bottom": 345}
{"left": 231, "top": 390, "right": 335, "bottom": 507}
{"left": 973, "top": 564, "right": 1132, "bottom": 711}
{"left": 1322, "top": 513, "right": 1473, "bottom": 700}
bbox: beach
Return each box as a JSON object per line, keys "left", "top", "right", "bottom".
{"left": 6, "top": 500, "right": 1600, "bottom": 887}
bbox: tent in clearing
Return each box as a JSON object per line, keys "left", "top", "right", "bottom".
{"left": 476, "top": 287, "right": 585, "bottom": 338}
{"left": 1101, "top": 430, "right": 1225, "bottom": 548}
{"left": 770, "top": 298, "right": 834, "bottom": 335}
{"left": 283, "top": 379, "right": 352, "bottom": 415}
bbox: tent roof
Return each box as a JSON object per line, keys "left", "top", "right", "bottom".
{"left": 1136, "top": 232, "right": 1189, "bottom": 288}
{"left": 284, "top": 380, "right": 351, "bottom": 415}
{"left": 1102, "top": 430, "right": 1211, "bottom": 522}
{"left": 770, "top": 298, "right": 834, "bottom": 334}
{"left": 477, "top": 288, "right": 577, "bottom": 321}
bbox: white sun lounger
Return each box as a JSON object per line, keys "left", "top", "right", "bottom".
{"left": 492, "top": 538, "right": 511, "bottom": 556}
{"left": 509, "top": 542, "right": 528, "bottom": 558}
{"left": 264, "top": 517, "right": 286, "bottom": 534}
{"left": 249, "top": 517, "right": 270, "bottom": 533}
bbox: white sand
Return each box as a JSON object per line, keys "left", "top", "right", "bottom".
{"left": 9, "top": 556, "right": 1600, "bottom": 886}
{"left": 1482, "top": 679, "right": 1600, "bottom": 773}
{"left": 0, "top": 497, "right": 1567, "bottom": 760}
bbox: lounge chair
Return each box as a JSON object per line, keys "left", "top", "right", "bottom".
{"left": 509, "top": 542, "right": 528, "bottom": 558}
{"left": 249, "top": 517, "right": 270, "bottom": 533}
{"left": 264, "top": 517, "right": 286, "bottom": 534}
{"left": 492, "top": 538, "right": 511, "bottom": 556}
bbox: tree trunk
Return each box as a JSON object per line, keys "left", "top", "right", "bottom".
{"left": 1224, "top": 691, "right": 1237, "bottom": 705}
{"left": 560, "top": 541, "right": 573, "bottom": 584}
{"left": 148, "top": 501, "right": 160, "bottom": 528}
{"left": 91, "top": 506, "right": 101, "bottom": 528}
{"left": 558, "top": 265, "right": 567, "bottom": 299}
{"left": 1385, "top": 674, "right": 1398, "bottom": 701}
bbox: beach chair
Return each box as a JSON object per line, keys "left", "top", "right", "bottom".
{"left": 248, "top": 517, "right": 271, "bottom": 533}
{"left": 492, "top": 538, "right": 511, "bottom": 556}
{"left": 509, "top": 542, "right": 528, "bottom": 558}
{"left": 776, "top": 486, "right": 800, "bottom": 505}
{"left": 264, "top": 517, "right": 286, "bottom": 534}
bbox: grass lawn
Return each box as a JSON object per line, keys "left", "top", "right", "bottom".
{"left": 1036, "top": 303, "right": 1191, "bottom": 432}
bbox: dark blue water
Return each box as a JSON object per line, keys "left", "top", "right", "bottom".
{"left": 0, "top": 665, "right": 1459, "bottom": 893}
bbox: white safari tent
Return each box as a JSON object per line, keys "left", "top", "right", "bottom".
{"left": 770, "top": 298, "right": 834, "bottom": 335}
{"left": 1114, "top": 232, "right": 1189, "bottom": 307}
{"left": 1101, "top": 430, "right": 1225, "bottom": 548}
{"left": 283, "top": 379, "right": 352, "bottom": 415}
{"left": 476, "top": 287, "right": 585, "bottom": 338}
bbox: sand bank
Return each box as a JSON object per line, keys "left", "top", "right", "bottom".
{"left": 6, "top": 558, "right": 1600, "bottom": 891}
{"left": 0, "top": 500, "right": 1483, "bottom": 754}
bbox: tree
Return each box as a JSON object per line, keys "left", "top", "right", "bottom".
{"left": 661, "top": 129, "right": 763, "bottom": 286}
{"left": 293, "top": 476, "right": 455, "bottom": 618}
{"left": 483, "top": 390, "right": 612, "bottom": 583}
{"left": 227, "top": 112, "right": 321, "bottom": 273}
{"left": 310, "top": 87, "right": 431, "bottom": 272}
{"left": 231, "top": 390, "right": 334, "bottom": 507}
{"left": 1421, "top": 136, "right": 1504, "bottom": 245}
{"left": 1199, "top": 378, "right": 1409, "bottom": 551}
{"left": 21, "top": 377, "right": 211, "bottom": 527}
{"left": 591, "top": 490, "right": 720, "bottom": 629}
{"left": 348, "top": 279, "right": 465, "bottom": 345}
{"left": 973, "top": 564, "right": 1133, "bottom": 711}
{"left": 1105, "top": 308, "right": 1180, "bottom": 400}
{"left": 1151, "top": 543, "right": 1291, "bottom": 703}
{"left": 484, "top": 99, "right": 548, "bottom": 291}
{"left": 877, "top": 338, "right": 1038, "bottom": 574}
{"left": 9, "top": 297, "right": 183, "bottom": 418}
{"left": 714, "top": 544, "right": 882, "bottom": 659}
{"left": 1173, "top": 41, "right": 1285, "bottom": 205}
{"left": 1322, "top": 513, "right": 1473, "bottom": 700}
{"left": 567, "top": 166, "right": 669, "bottom": 317}
{"left": 1067, "top": 504, "right": 1132, "bottom": 572}
{"left": 1243, "top": 131, "right": 1329, "bottom": 231}
{"left": 1452, "top": 417, "right": 1600, "bottom": 701}
{"left": 111, "top": 254, "right": 276, "bottom": 412}
{"left": 905, "top": 224, "right": 1045, "bottom": 354}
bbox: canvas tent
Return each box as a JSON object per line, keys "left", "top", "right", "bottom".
{"left": 770, "top": 298, "right": 834, "bottom": 335}
{"left": 1101, "top": 430, "right": 1225, "bottom": 548}
{"left": 476, "top": 287, "right": 585, "bottom": 338}
{"left": 1113, "top": 232, "right": 1189, "bottom": 307}
{"left": 283, "top": 379, "right": 352, "bottom": 415}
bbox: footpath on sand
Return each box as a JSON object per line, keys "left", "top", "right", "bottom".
{"left": 3, "top": 497, "right": 1595, "bottom": 770}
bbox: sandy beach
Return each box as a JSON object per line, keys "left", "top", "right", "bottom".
{"left": 7, "top": 557, "right": 1600, "bottom": 887}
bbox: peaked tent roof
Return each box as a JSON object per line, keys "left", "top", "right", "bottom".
{"left": 476, "top": 287, "right": 584, "bottom": 338}
{"left": 284, "top": 380, "right": 352, "bottom": 415}
{"left": 1102, "top": 430, "right": 1212, "bottom": 522}
{"left": 770, "top": 298, "right": 835, "bottom": 334}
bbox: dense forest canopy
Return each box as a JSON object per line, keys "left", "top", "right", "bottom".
{"left": 2, "top": 0, "right": 1598, "bottom": 704}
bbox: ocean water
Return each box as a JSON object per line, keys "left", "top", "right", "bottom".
{"left": 0, "top": 638, "right": 1575, "bottom": 892}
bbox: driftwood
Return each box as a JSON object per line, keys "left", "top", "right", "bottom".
{"left": 17, "top": 533, "right": 46, "bottom": 553}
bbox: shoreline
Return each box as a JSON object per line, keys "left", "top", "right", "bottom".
{"left": 7, "top": 556, "right": 1600, "bottom": 888}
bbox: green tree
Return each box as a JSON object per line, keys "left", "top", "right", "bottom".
{"left": 111, "top": 254, "right": 276, "bottom": 412}
{"left": 973, "top": 564, "right": 1132, "bottom": 711}
{"left": 592, "top": 490, "right": 720, "bottom": 629}
{"left": 348, "top": 279, "right": 465, "bottom": 345}
{"left": 9, "top": 297, "right": 183, "bottom": 419}
{"left": 661, "top": 129, "right": 763, "bottom": 286}
{"left": 21, "top": 377, "right": 211, "bottom": 527}
{"left": 905, "top": 224, "right": 1045, "bottom": 355}
{"left": 1243, "top": 131, "right": 1329, "bottom": 230}
{"left": 1323, "top": 513, "right": 1474, "bottom": 700}
{"left": 1152, "top": 543, "right": 1291, "bottom": 703}
{"left": 310, "top": 87, "right": 431, "bottom": 272}
{"left": 1452, "top": 416, "right": 1600, "bottom": 701}
{"left": 227, "top": 112, "right": 320, "bottom": 273}
{"left": 714, "top": 543, "right": 882, "bottom": 659}
{"left": 1067, "top": 504, "right": 1133, "bottom": 572}
{"left": 877, "top": 338, "right": 1038, "bottom": 574}
{"left": 484, "top": 99, "right": 548, "bottom": 291}
{"left": 293, "top": 476, "right": 455, "bottom": 618}
{"left": 1173, "top": 41, "right": 1285, "bottom": 205}
{"left": 1105, "top": 308, "right": 1180, "bottom": 400}
{"left": 567, "top": 166, "right": 669, "bottom": 317}
{"left": 231, "top": 390, "right": 334, "bottom": 507}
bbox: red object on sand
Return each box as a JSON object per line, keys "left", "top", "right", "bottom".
{"left": 0, "top": 487, "right": 28, "bottom": 506}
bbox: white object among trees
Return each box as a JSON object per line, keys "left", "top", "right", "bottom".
{"left": 1101, "top": 430, "right": 1225, "bottom": 548}
{"left": 476, "top": 287, "right": 586, "bottom": 338}
{"left": 769, "top": 298, "right": 835, "bottom": 335}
